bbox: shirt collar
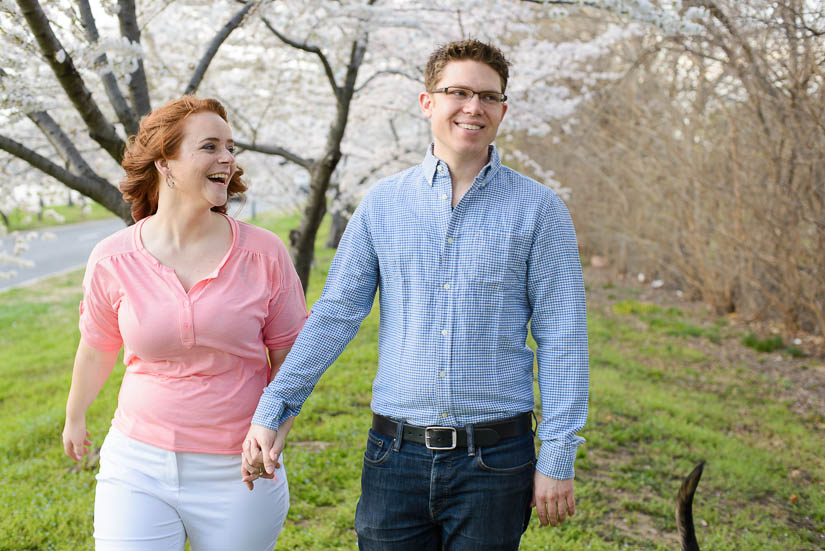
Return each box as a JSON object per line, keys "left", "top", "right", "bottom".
{"left": 423, "top": 144, "right": 503, "bottom": 187}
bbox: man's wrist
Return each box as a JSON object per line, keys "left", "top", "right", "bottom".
{"left": 536, "top": 442, "right": 577, "bottom": 480}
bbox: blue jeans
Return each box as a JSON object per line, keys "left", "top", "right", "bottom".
{"left": 354, "top": 423, "right": 535, "bottom": 550}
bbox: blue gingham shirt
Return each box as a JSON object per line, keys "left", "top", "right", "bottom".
{"left": 253, "top": 145, "right": 589, "bottom": 479}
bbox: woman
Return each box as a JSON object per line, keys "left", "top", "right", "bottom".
{"left": 62, "top": 96, "right": 307, "bottom": 550}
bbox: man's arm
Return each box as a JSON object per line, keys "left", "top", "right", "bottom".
{"left": 243, "top": 196, "right": 380, "bottom": 474}
{"left": 527, "top": 192, "right": 589, "bottom": 527}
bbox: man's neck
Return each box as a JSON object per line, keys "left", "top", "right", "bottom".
{"left": 433, "top": 144, "right": 490, "bottom": 206}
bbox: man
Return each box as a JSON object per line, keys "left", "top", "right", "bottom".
{"left": 244, "top": 39, "right": 589, "bottom": 550}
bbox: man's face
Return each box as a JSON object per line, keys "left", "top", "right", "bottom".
{"left": 419, "top": 60, "right": 508, "bottom": 165}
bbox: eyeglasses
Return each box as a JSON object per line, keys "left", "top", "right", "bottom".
{"left": 428, "top": 86, "right": 507, "bottom": 106}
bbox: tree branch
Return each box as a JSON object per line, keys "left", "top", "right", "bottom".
{"left": 355, "top": 69, "right": 420, "bottom": 94}
{"left": 27, "top": 110, "right": 97, "bottom": 177}
{"left": 77, "top": 0, "right": 139, "bottom": 136}
{"left": 117, "top": 0, "right": 151, "bottom": 117}
{"left": 260, "top": 16, "right": 340, "bottom": 98}
{"left": 234, "top": 140, "right": 313, "bottom": 169}
{"left": 685, "top": 0, "right": 778, "bottom": 98}
{"left": 16, "top": 0, "right": 126, "bottom": 163}
{"left": 185, "top": 1, "right": 258, "bottom": 95}
{"left": 0, "top": 133, "right": 131, "bottom": 222}
{"left": 520, "top": 0, "right": 604, "bottom": 8}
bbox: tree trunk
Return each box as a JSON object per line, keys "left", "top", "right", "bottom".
{"left": 287, "top": 38, "right": 366, "bottom": 293}
{"left": 326, "top": 209, "right": 349, "bottom": 249}
{"left": 290, "top": 154, "right": 338, "bottom": 292}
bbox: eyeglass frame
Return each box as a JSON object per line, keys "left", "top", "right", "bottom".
{"left": 427, "top": 86, "right": 508, "bottom": 106}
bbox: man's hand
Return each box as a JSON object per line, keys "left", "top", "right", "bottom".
{"left": 531, "top": 471, "right": 575, "bottom": 527}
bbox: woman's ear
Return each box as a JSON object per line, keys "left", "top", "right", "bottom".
{"left": 154, "top": 158, "right": 169, "bottom": 178}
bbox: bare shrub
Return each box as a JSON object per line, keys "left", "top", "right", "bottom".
{"left": 542, "top": 1, "right": 825, "bottom": 341}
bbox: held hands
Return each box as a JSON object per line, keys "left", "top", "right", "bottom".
{"left": 62, "top": 417, "right": 91, "bottom": 462}
{"left": 532, "top": 471, "right": 576, "bottom": 527}
{"left": 241, "top": 423, "right": 286, "bottom": 491}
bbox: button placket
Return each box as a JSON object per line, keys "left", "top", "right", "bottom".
{"left": 180, "top": 298, "right": 195, "bottom": 348}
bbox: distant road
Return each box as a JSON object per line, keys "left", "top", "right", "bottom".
{"left": 0, "top": 218, "right": 126, "bottom": 293}
{"left": 0, "top": 196, "right": 281, "bottom": 293}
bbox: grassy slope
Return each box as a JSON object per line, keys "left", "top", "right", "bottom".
{"left": 3, "top": 202, "right": 114, "bottom": 232}
{"left": 0, "top": 211, "right": 823, "bottom": 550}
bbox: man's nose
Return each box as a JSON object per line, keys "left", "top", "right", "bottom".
{"left": 462, "top": 94, "right": 484, "bottom": 113}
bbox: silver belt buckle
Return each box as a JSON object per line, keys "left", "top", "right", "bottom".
{"left": 424, "top": 426, "right": 457, "bottom": 450}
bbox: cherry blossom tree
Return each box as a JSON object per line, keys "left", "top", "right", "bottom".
{"left": 0, "top": 0, "right": 705, "bottom": 289}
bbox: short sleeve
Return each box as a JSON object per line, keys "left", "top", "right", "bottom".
{"left": 78, "top": 255, "right": 124, "bottom": 352}
{"left": 262, "top": 243, "right": 308, "bottom": 350}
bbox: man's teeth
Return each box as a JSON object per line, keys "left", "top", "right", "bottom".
{"left": 457, "top": 123, "right": 481, "bottom": 130}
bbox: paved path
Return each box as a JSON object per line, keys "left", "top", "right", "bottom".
{"left": 1, "top": 218, "right": 126, "bottom": 293}
{"left": 0, "top": 197, "right": 281, "bottom": 293}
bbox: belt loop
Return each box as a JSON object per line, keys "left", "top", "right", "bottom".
{"left": 466, "top": 424, "right": 475, "bottom": 456}
{"left": 393, "top": 419, "right": 403, "bottom": 451}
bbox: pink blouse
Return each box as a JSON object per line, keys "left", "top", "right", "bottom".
{"left": 79, "top": 215, "right": 307, "bottom": 454}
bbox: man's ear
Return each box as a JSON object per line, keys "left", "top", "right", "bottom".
{"left": 499, "top": 102, "right": 508, "bottom": 122}
{"left": 419, "top": 91, "right": 434, "bottom": 119}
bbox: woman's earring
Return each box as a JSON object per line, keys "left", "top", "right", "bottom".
{"left": 166, "top": 175, "right": 175, "bottom": 189}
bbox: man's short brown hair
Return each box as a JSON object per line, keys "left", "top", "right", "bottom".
{"left": 424, "top": 39, "right": 511, "bottom": 93}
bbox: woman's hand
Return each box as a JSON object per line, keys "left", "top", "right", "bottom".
{"left": 62, "top": 417, "right": 91, "bottom": 461}
{"left": 63, "top": 339, "right": 118, "bottom": 462}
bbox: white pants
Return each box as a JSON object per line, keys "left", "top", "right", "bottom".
{"left": 94, "top": 427, "right": 289, "bottom": 551}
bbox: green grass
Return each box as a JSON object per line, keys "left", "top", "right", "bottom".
{"left": 2, "top": 201, "right": 114, "bottom": 232}
{"left": 1, "top": 213, "right": 824, "bottom": 549}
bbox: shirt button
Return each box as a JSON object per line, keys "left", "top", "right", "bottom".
{"left": 447, "top": 237, "right": 454, "bottom": 244}
{"left": 441, "top": 193, "right": 448, "bottom": 201}
{"left": 439, "top": 371, "right": 446, "bottom": 377}
{"left": 443, "top": 283, "right": 450, "bottom": 290}
{"left": 441, "top": 412, "right": 449, "bottom": 419}
{"left": 437, "top": 165, "right": 444, "bottom": 172}
{"left": 441, "top": 329, "right": 448, "bottom": 336}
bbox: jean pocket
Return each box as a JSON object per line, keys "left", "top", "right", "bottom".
{"left": 363, "top": 429, "right": 393, "bottom": 466}
{"left": 475, "top": 435, "right": 536, "bottom": 474}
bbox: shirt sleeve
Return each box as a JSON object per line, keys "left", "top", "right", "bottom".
{"left": 527, "top": 192, "right": 589, "bottom": 480}
{"left": 262, "top": 241, "right": 308, "bottom": 350}
{"left": 252, "top": 193, "right": 380, "bottom": 429}
{"left": 78, "top": 253, "right": 124, "bottom": 352}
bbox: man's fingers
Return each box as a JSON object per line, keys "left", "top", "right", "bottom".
{"left": 547, "top": 499, "right": 559, "bottom": 526}
{"left": 566, "top": 493, "right": 576, "bottom": 517}
{"left": 556, "top": 498, "right": 567, "bottom": 523}
{"left": 535, "top": 497, "right": 549, "bottom": 527}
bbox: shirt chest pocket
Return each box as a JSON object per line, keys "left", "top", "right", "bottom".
{"left": 467, "top": 230, "right": 531, "bottom": 287}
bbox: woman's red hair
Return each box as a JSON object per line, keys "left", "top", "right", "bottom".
{"left": 120, "top": 96, "right": 247, "bottom": 222}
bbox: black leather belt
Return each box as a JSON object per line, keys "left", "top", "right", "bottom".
{"left": 372, "top": 412, "right": 533, "bottom": 450}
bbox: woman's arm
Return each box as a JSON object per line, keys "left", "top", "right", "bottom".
{"left": 62, "top": 338, "right": 119, "bottom": 461}
{"left": 267, "top": 346, "right": 291, "bottom": 383}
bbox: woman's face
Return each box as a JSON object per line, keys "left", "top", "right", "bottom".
{"left": 164, "top": 111, "right": 237, "bottom": 208}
